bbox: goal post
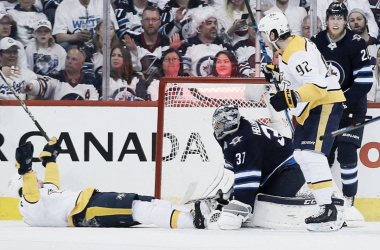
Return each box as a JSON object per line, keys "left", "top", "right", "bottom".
{"left": 155, "top": 77, "right": 293, "bottom": 203}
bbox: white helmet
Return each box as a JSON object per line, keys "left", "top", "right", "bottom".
{"left": 8, "top": 173, "right": 23, "bottom": 198}
{"left": 258, "top": 12, "right": 290, "bottom": 45}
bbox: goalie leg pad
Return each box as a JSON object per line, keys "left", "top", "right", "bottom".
{"left": 252, "top": 194, "right": 345, "bottom": 229}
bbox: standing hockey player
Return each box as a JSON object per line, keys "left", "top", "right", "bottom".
{"left": 259, "top": 12, "right": 346, "bottom": 231}
{"left": 210, "top": 105, "right": 305, "bottom": 230}
{"left": 13, "top": 138, "right": 207, "bottom": 229}
{"left": 311, "top": 2, "right": 372, "bottom": 227}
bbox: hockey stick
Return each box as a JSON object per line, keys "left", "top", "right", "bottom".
{"left": 242, "top": 0, "right": 295, "bottom": 134}
{"left": 319, "top": 116, "right": 380, "bottom": 140}
{"left": 0, "top": 69, "right": 50, "bottom": 142}
{"left": 184, "top": 191, "right": 221, "bottom": 205}
{"left": 178, "top": 181, "right": 198, "bottom": 205}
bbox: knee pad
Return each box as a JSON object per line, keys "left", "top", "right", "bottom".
{"left": 337, "top": 143, "right": 358, "bottom": 165}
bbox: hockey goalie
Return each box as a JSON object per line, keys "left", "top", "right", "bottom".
{"left": 192, "top": 105, "right": 364, "bottom": 232}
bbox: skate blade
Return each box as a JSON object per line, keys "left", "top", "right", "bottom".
{"left": 344, "top": 219, "right": 365, "bottom": 228}
{"left": 306, "top": 221, "right": 340, "bottom": 232}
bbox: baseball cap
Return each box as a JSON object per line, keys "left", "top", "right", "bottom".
{"left": 34, "top": 20, "right": 52, "bottom": 31}
{"left": 0, "top": 38, "right": 20, "bottom": 50}
{"left": 349, "top": 8, "right": 367, "bottom": 20}
{"left": 0, "top": 11, "right": 14, "bottom": 22}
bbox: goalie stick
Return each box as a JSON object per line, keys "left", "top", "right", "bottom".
{"left": 0, "top": 69, "right": 50, "bottom": 142}
{"left": 320, "top": 115, "right": 380, "bottom": 140}
{"left": 184, "top": 190, "right": 223, "bottom": 205}
{"left": 178, "top": 181, "right": 198, "bottom": 205}
{"left": 242, "top": 0, "right": 295, "bottom": 134}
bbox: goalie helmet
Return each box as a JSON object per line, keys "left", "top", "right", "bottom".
{"left": 258, "top": 12, "right": 290, "bottom": 43}
{"left": 326, "top": 2, "right": 348, "bottom": 21}
{"left": 212, "top": 105, "right": 240, "bottom": 139}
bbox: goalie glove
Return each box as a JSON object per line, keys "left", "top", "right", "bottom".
{"left": 217, "top": 200, "right": 253, "bottom": 230}
{"left": 262, "top": 64, "right": 281, "bottom": 83}
{"left": 270, "top": 89, "right": 300, "bottom": 112}
{"left": 15, "top": 141, "right": 34, "bottom": 175}
{"left": 39, "top": 137, "right": 60, "bottom": 167}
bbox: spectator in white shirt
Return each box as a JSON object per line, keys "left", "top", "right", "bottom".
{"left": 264, "top": 0, "right": 307, "bottom": 36}
{"left": 53, "top": 0, "right": 119, "bottom": 50}
{"left": 25, "top": 20, "right": 67, "bottom": 76}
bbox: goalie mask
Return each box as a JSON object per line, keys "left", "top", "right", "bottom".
{"left": 212, "top": 105, "right": 240, "bottom": 139}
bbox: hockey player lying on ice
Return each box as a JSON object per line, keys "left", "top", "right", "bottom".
{"left": 194, "top": 105, "right": 360, "bottom": 232}
{"left": 12, "top": 137, "right": 208, "bottom": 228}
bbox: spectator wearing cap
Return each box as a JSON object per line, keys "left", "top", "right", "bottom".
{"left": 22, "top": 45, "right": 99, "bottom": 100}
{"left": 0, "top": 37, "right": 37, "bottom": 100}
{"left": 7, "top": 0, "right": 48, "bottom": 48}
{"left": 25, "top": 20, "right": 67, "bottom": 76}
{"left": 348, "top": 8, "right": 380, "bottom": 66}
{"left": 317, "top": 0, "right": 378, "bottom": 39}
{"left": 53, "top": 0, "right": 119, "bottom": 51}
{"left": 0, "top": 11, "right": 27, "bottom": 68}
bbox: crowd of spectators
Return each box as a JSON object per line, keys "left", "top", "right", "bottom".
{"left": 0, "top": 0, "right": 380, "bottom": 101}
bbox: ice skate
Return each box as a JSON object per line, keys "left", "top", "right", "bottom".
{"left": 305, "top": 203, "right": 340, "bottom": 232}
{"left": 343, "top": 197, "right": 365, "bottom": 228}
{"left": 193, "top": 201, "right": 211, "bottom": 229}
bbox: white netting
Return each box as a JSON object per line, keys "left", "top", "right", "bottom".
{"left": 158, "top": 80, "right": 292, "bottom": 203}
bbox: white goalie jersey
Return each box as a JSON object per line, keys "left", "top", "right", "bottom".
{"left": 19, "top": 183, "right": 81, "bottom": 227}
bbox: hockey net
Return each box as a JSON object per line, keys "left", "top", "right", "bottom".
{"left": 155, "top": 77, "right": 293, "bottom": 204}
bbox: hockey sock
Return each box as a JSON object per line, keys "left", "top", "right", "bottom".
{"left": 294, "top": 150, "right": 312, "bottom": 183}
{"left": 300, "top": 150, "right": 333, "bottom": 205}
{"left": 23, "top": 171, "right": 41, "bottom": 203}
{"left": 341, "top": 163, "right": 358, "bottom": 197}
{"left": 132, "top": 200, "right": 193, "bottom": 228}
{"left": 152, "top": 199, "right": 192, "bottom": 212}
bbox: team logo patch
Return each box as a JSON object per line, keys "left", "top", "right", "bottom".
{"left": 326, "top": 61, "right": 345, "bottom": 85}
{"left": 116, "top": 193, "right": 126, "bottom": 200}
{"left": 230, "top": 136, "right": 243, "bottom": 146}
{"left": 352, "top": 34, "right": 362, "bottom": 41}
{"left": 196, "top": 56, "right": 214, "bottom": 76}
{"left": 327, "top": 42, "right": 337, "bottom": 51}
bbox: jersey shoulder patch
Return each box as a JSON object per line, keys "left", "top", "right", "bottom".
{"left": 282, "top": 36, "right": 307, "bottom": 64}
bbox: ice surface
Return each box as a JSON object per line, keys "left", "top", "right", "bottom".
{"left": 1, "top": 221, "right": 380, "bottom": 250}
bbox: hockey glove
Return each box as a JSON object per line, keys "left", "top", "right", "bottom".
{"left": 262, "top": 65, "right": 281, "bottom": 83}
{"left": 15, "top": 141, "right": 34, "bottom": 175}
{"left": 39, "top": 137, "right": 60, "bottom": 167}
{"left": 270, "top": 89, "right": 298, "bottom": 112}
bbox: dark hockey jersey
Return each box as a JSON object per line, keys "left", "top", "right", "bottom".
{"left": 215, "top": 117, "right": 296, "bottom": 206}
{"left": 114, "top": 0, "right": 162, "bottom": 37}
{"left": 311, "top": 29, "right": 373, "bottom": 114}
